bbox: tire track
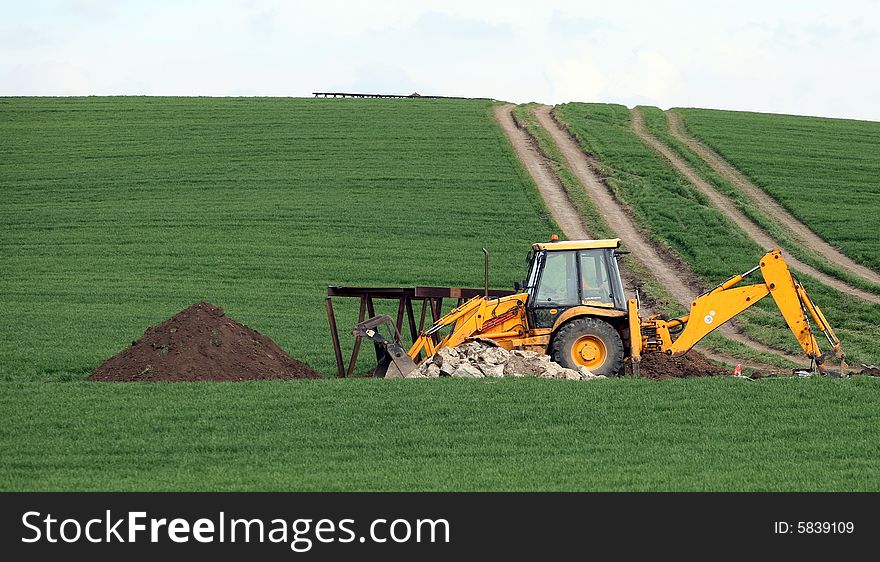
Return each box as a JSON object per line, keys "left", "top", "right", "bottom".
{"left": 494, "top": 104, "right": 590, "bottom": 240}
{"left": 667, "top": 111, "right": 880, "bottom": 285}
{"left": 630, "top": 108, "right": 880, "bottom": 305}
{"left": 496, "top": 103, "right": 804, "bottom": 368}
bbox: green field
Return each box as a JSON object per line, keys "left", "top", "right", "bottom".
{"left": 676, "top": 108, "right": 880, "bottom": 272}
{"left": 0, "top": 97, "right": 551, "bottom": 380}
{"left": 553, "top": 103, "right": 880, "bottom": 366}
{"left": 2, "top": 377, "right": 879, "bottom": 491}
{"left": 638, "top": 106, "right": 880, "bottom": 294}
{"left": 3, "top": 97, "right": 879, "bottom": 493}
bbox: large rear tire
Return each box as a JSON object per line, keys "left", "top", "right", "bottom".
{"left": 550, "top": 317, "right": 624, "bottom": 376}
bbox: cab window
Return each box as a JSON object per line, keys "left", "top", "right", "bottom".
{"left": 535, "top": 251, "right": 578, "bottom": 306}
{"left": 579, "top": 250, "right": 613, "bottom": 305}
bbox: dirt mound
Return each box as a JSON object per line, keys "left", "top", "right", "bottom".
{"left": 89, "top": 302, "right": 323, "bottom": 381}
{"left": 634, "top": 351, "right": 728, "bottom": 380}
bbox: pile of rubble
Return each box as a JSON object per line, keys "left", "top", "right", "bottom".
{"left": 399, "top": 341, "right": 606, "bottom": 381}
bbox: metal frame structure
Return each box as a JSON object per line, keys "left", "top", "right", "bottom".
{"left": 326, "top": 286, "right": 514, "bottom": 378}
{"left": 312, "top": 92, "right": 495, "bottom": 100}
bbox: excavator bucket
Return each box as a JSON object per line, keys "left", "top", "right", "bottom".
{"left": 352, "top": 315, "right": 418, "bottom": 378}
{"left": 815, "top": 346, "right": 847, "bottom": 378}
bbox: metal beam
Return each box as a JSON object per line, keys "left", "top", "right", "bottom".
{"left": 325, "top": 285, "right": 517, "bottom": 377}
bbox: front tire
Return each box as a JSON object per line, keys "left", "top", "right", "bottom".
{"left": 550, "top": 317, "right": 624, "bottom": 376}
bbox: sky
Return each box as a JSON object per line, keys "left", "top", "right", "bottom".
{"left": 2, "top": 0, "right": 879, "bottom": 120}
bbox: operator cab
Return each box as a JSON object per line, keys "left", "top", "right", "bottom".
{"left": 523, "top": 238, "right": 626, "bottom": 329}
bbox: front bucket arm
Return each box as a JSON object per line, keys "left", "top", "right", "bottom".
{"left": 407, "top": 296, "right": 485, "bottom": 361}
{"left": 408, "top": 294, "right": 529, "bottom": 363}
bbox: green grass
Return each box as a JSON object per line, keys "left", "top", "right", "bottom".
{"left": 3, "top": 97, "right": 878, "bottom": 493}
{"left": 0, "top": 97, "right": 553, "bottom": 380}
{"left": 511, "top": 105, "right": 615, "bottom": 238}
{"left": 2, "top": 377, "right": 878, "bottom": 491}
{"left": 676, "top": 108, "right": 880, "bottom": 272}
{"left": 640, "top": 106, "right": 880, "bottom": 295}
{"left": 553, "top": 103, "right": 880, "bottom": 365}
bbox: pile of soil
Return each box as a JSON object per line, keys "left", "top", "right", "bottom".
{"left": 89, "top": 302, "right": 323, "bottom": 381}
{"left": 633, "top": 351, "right": 728, "bottom": 380}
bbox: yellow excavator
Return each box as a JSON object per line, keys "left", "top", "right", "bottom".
{"left": 355, "top": 237, "right": 846, "bottom": 378}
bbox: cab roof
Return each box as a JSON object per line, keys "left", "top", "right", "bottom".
{"left": 532, "top": 238, "right": 621, "bottom": 251}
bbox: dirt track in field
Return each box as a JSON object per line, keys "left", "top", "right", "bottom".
{"left": 495, "top": 103, "right": 804, "bottom": 370}
{"left": 530, "top": 106, "right": 700, "bottom": 304}
{"left": 494, "top": 104, "right": 591, "bottom": 239}
{"left": 666, "top": 111, "right": 880, "bottom": 287}
{"left": 630, "top": 108, "right": 880, "bottom": 305}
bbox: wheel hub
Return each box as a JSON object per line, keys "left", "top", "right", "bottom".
{"left": 572, "top": 336, "right": 607, "bottom": 369}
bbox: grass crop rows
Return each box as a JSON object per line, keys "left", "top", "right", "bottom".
{"left": 0, "top": 97, "right": 552, "bottom": 380}
{"left": 676, "top": 108, "right": 880, "bottom": 272}
{"left": 3, "top": 377, "right": 879, "bottom": 491}
{"left": 639, "top": 107, "right": 880, "bottom": 295}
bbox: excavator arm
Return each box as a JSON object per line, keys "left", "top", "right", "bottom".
{"left": 352, "top": 295, "right": 529, "bottom": 377}
{"left": 640, "top": 249, "right": 845, "bottom": 375}
{"left": 408, "top": 294, "right": 529, "bottom": 361}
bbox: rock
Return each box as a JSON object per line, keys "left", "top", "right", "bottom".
{"left": 450, "top": 342, "right": 480, "bottom": 363}
{"left": 538, "top": 361, "right": 563, "bottom": 379}
{"left": 537, "top": 354, "right": 553, "bottom": 365}
{"left": 436, "top": 347, "right": 461, "bottom": 376}
{"left": 577, "top": 366, "right": 606, "bottom": 380}
{"left": 479, "top": 363, "right": 505, "bottom": 378}
{"left": 435, "top": 346, "right": 460, "bottom": 364}
{"left": 451, "top": 363, "right": 484, "bottom": 378}
{"left": 403, "top": 368, "right": 426, "bottom": 379}
{"left": 385, "top": 368, "right": 405, "bottom": 379}
{"left": 538, "top": 363, "right": 582, "bottom": 381}
{"left": 479, "top": 346, "right": 510, "bottom": 365}
{"left": 459, "top": 342, "right": 483, "bottom": 359}
{"left": 411, "top": 342, "right": 607, "bottom": 382}
{"left": 503, "top": 355, "right": 545, "bottom": 377}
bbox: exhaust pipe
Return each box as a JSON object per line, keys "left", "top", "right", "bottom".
{"left": 483, "top": 247, "right": 489, "bottom": 298}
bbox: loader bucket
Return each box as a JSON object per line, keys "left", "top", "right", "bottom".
{"left": 352, "top": 315, "right": 418, "bottom": 378}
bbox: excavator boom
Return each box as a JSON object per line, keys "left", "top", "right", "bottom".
{"left": 642, "top": 249, "right": 845, "bottom": 375}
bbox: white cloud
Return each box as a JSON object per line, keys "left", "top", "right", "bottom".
{"left": 1, "top": 0, "right": 878, "bottom": 119}
{"left": 1, "top": 61, "right": 94, "bottom": 95}
{"left": 612, "top": 51, "right": 684, "bottom": 108}
{"left": 547, "top": 54, "right": 610, "bottom": 104}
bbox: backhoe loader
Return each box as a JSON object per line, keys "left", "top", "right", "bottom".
{"left": 354, "top": 237, "right": 845, "bottom": 378}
